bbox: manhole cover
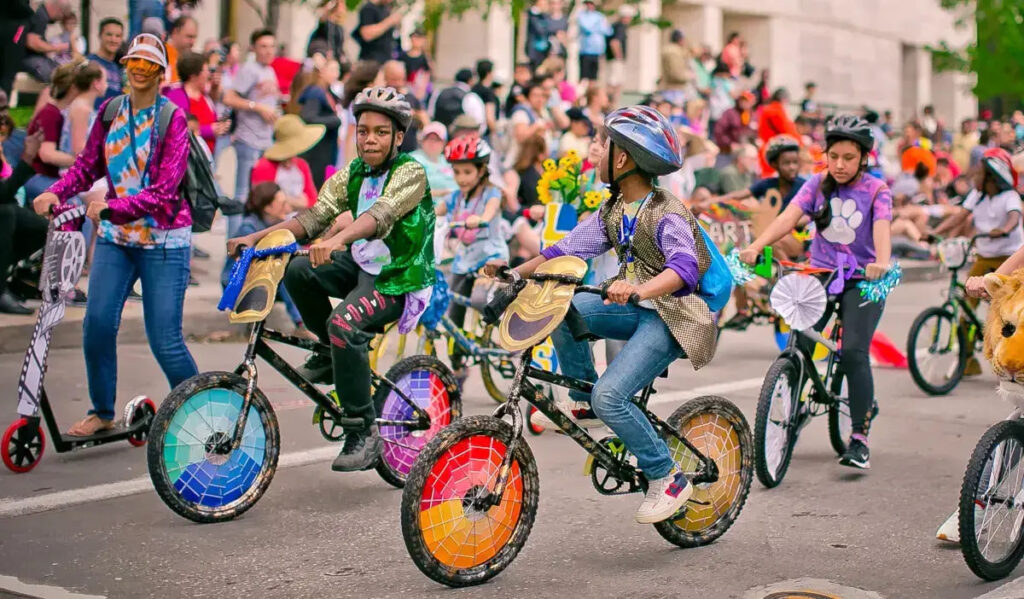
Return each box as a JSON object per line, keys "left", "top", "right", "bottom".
{"left": 746, "top": 578, "right": 885, "bottom": 599}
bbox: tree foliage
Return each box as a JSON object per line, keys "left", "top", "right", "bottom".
{"left": 929, "top": 0, "right": 1024, "bottom": 101}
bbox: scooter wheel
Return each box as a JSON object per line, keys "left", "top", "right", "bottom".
{"left": 2, "top": 418, "right": 46, "bottom": 473}
{"left": 125, "top": 396, "right": 157, "bottom": 448}
{"left": 527, "top": 404, "right": 544, "bottom": 436}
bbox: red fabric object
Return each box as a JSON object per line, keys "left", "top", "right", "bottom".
{"left": 27, "top": 103, "right": 64, "bottom": 177}
{"left": 163, "top": 84, "right": 218, "bottom": 153}
{"left": 870, "top": 331, "right": 908, "bottom": 369}
{"left": 757, "top": 101, "right": 799, "bottom": 175}
{"left": 251, "top": 157, "right": 318, "bottom": 207}
{"left": 271, "top": 57, "right": 303, "bottom": 99}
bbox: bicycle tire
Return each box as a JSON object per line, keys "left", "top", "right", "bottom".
{"left": 401, "top": 415, "right": 539, "bottom": 587}
{"left": 907, "top": 307, "right": 968, "bottom": 396}
{"left": 827, "top": 372, "right": 851, "bottom": 456}
{"left": 959, "top": 420, "right": 1024, "bottom": 580}
{"left": 654, "top": 395, "right": 753, "bottom": 547}
{"left": 374, "top": 355, "right": 462, "bottom": 489}
{"left": 147, "top": 371, "right": 280, "bottom": 523}
{"left": 479, "top": 325, "right": 516, "bottom": 404}
{"left": 753, "top": 357, "right": 803, "bottom": 488}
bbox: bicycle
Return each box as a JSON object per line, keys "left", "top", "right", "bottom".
{"left": 749, "top": 254, "right": 885, "bottom": 488}
{"left": 146, "top": 231, "right": 462, "bottom": 523}
{"left": 906, "top": 235, "right": 988, "bottom": 395}
{"left": 399, "top": 256, "right": 753, "bottom": 587}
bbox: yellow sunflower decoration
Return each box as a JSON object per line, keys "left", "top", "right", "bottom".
{"left": 535, "top": 150, "right": 608, "bottom": 215}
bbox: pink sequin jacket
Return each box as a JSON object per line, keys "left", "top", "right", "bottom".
{"left": 48, "top": 97, "right": 192, "bottom": 229}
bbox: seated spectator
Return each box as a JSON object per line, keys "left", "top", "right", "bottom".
{"left": 0, "top": 131, "right": 45, "bottom": 314}
{"left": 713, "top": 90, "right": 756, "bottom": 159}
{"left": 410, "top": 121, "right": 457, "bottom": 202}
{"left": 251, "top": 115, "right": 323, "bottom": 210}
{"left": 87, "top": 17, "right": 126, "bottom": 104}
{"left": 559, "top": 107, "right": 592, "bottom": 157}
{"left": 164, "top": 52, "right": 228, "bottom": 154}
{"left": 54, "top": 11, "right": 86, "bottom": 64}
{"left": 537, "top": 56, "right": 575, "bottom": 106}
{"left": 221, "top": 181, "right": 306, "bottom": 331}
{"left": 583, "top": 84, "right": 610, "bottom": 130}
{"left": 23, "top": 0, "right": 74, "bottom": 84}
{"left": 24, "top": 59, "right": 83, "bottom": 200}
{"left": 429, "top": 68, "right": 485, "bottom": 131}
{"left": 717, "top": 143, "right": 759, "bottom": 194}
{"left": 505, "top": 80, "right": 555, "bottom": 169}
{"left": 307, "top": 0, "right": 347, "bottom": 61}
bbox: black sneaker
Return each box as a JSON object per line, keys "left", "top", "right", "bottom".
{"left": 0, "top": 290, "right": 33, "bottom": 315}
{"left": 192, "top": 247, "right": 210, "bottom": 260}
{"left": 331, "top": 425, "right": 381, "bottom": 472}
{"left": 296, "top": 353, "right": 333, "bottom": 384}
{"left": 839, "top": 438, "right": 870, "bottom": 470}
{"left": 722, "top": 312, "right": 752, "bottom": 331}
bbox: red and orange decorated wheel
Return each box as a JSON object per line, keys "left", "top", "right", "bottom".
{"left": 654, "top": 396, "right": 753, "bottom": 547}
{"left": 401, "top": 415, "right": 539, "bottom": 587}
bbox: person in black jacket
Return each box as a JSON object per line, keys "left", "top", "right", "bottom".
{"left": 297, "top": 59, "right": 343, "bottom": 189}
{"left": 0, "top": 129, "right": 45, "bottom": 314}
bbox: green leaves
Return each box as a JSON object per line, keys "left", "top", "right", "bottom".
{"left": 930, "top": 0, "right": 1024, "bottom": 101}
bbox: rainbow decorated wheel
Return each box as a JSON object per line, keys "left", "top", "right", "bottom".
{"left": 401, "top": 416, "right": 539, "bottom": 587}
{"left": 654, "top": 395, "right": 753, "bottom": 548}
{"left": 374, "top": 355, "right": 461, "bottom": 489}
{"left": 147, "top": 372, "right": 280, "bottom": 523}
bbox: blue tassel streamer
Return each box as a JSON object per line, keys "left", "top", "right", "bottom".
{"left": 857, "top": 262, "right": 902, "bottom": 303}
{"left": 418, "top": 270, "right": 451, "bottom": 330}
{"left": 218, "top": 242, "right": 299, "bottom": 311}
{"left": 725, "top": 249, "right": 756, "bottom": 285}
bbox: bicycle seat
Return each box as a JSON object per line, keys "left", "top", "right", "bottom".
{"left": 229, "top": 230, "right": 297, "bottom": 324}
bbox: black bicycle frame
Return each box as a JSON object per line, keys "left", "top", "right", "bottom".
{"left": 224, "top": 321, "right": 432, "bottom": 450}
{"left": 781, "top": 303, "right": 844, "bottom": 408}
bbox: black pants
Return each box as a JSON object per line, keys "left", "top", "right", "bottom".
{"left": 0, "top": 203, "right": 47, "bottom": 294}
{"left": 283, "top": 251, "right": 405, "bottom": 431}
{"left": 797, "top": 281, "right": 884, "bottom": 437}
{"left": 447, "top": 273, "right": 475, "bottom": 369}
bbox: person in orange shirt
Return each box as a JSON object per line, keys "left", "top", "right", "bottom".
{"left": 165, "top": 15, "right": 197, "bottom": 83}
{"left": 757, "top": 87, "right": 799, "bottom": 175}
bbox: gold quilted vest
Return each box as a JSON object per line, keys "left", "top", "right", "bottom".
{"left": 600, "top": 187, "right": 717, "bottom": 369}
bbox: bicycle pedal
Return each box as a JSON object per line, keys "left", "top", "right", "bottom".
{"left": 686, "top": 498, "right": 711, "bottom": 506}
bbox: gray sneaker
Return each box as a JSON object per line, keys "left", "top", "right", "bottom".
{"left": 296, "top": 352, "right": 333, "bottom": 385}
{"left": 331, "top": 425, "right": 381, "bottom": 472}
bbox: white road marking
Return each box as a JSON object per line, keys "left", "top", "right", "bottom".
{"left": 0, "top": 378, "right": 765, "bottom": 518}
{"left": 0, "top": 574, "right": 105, "bottom": 598}
{"left": 648, "top": 377, "right": 763, "bottom": 406}
{"left": 0, "top": 446, "right": 338, "bottom": 519}
{"left": 974, "top": 575, "right": 1024, "bottom": 599}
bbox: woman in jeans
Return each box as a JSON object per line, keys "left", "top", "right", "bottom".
{"left": 33, "top": 34, "right": 198, "bottom": 437}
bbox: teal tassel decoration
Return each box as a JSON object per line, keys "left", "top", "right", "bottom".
{"left": 857, "top": 263, "right": 902, "bottom": 303}
{"left": 726, "top": 249, "right": 756, "bottom": 285}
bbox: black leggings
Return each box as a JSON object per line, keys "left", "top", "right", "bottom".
{"left": 283, "top": 251, "right": 405, "bottom": 431}
{"left": 447, "top": 273, "right": 475, "bottom": 369}
{"left": 0, "top": 204, "right": 47, "bottom": 295}
{"left": 798, "top": 281, "right": 884, "bottom": 437}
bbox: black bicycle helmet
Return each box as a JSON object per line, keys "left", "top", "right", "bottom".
{"left": 825, "top": 114, "right": 874, "bottom": 153}
{"left": 765, "top": 134, "right": 800, "bottom": 165}
{"left": 352, "top": 86, "right": 414, "bottom": 132}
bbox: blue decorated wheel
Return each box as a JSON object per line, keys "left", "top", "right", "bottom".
{"left": 147, "top": 372, "right": 280, "bottom": 523}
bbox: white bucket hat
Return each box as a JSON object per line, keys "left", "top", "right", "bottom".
{"left": 120, "top": 33, "right": 169, "bottom": 71}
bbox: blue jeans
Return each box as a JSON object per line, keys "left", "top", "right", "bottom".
{"left": 128, "top": 0, "right": 165, "bottom": 38}
{"left": 550, "top": 294, "right": 683, "bottom": 479}
{"left": 230, "top": 140, "right": 262, "bottom": 239}
{"left": 84, "top": 239, "right": 198, "bottom": 420}
{"left": 23, "top": 175, "right": 58, "bottom": 208}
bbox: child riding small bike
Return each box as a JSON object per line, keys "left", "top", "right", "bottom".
{"left": 740, "top": 114, "right": 893, "bottom": 470}
{"left": 436, "top": 137, "right": 509, "bottom": 383}
{"left": 489, "top": 105, "right": 719, "bottom": 524}
{"left": 227, "top": 86, "right": 435, "bottom": 473}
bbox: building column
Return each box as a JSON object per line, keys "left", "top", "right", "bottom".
{"left": 900, "top": 44, "right": 932, "bottom": 122}
{"left": 623, "top": 0, "right": 661, "bottom": 92}
{"left": 660, "top": 2, "right": 722, "bottom": 53}
{"left": 433, "top": 7, "right": 514, "bottom": 83}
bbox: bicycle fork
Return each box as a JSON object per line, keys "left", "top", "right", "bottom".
{"left": 476, "top": 350, "right": 532, "bottom": 510}
{"left": 226, "top": 322, "right": 263, "bottom": 452}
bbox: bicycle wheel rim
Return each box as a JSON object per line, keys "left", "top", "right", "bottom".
{"left": 160, "top": 387, "right": 269, "bottom": 511}
{"left": 667, "top": 411, "right": 745, "bottom": 532}
{"left": 379, "top": 368, "right": 453, "bottom": 478}
{"left": 913, "top": 312, "right": 961, "bottom": 387}
{"left": 415, "top": 434, "right": 524, "bottom": 569}
{"left": 763, "top": 366, "right": 796, "bottom": 481}
{"left": 971, "top": 437, "right": 1024, "bottom": 565}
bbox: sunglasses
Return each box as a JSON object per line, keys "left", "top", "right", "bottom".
{"left": 125, "top": 58, "right": 161, "bottom": 77}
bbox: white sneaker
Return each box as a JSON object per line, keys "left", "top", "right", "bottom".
{"left": 530, "top": 401, "right": 603, "bottom": 432}
{"left": 936, "top": 509, "right": 959, "bottom": 544}
{"left": 635, "top": 468, "right": 693, "bottom": 524}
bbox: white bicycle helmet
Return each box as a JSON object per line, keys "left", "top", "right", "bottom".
{"left": 352, "top": 86, "right": 414, "bottom": 132}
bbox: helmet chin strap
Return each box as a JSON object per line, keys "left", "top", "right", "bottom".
{"left": 606, "top": 143, "right": 642, "bottom": 186}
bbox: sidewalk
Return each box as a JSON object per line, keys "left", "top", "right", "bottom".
{"left": 0, "top": 219, "right": 293, "bottom": 355}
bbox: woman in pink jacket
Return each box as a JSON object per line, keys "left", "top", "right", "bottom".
{"left": 33, "top": 34, "right": 198, "bottom": 437}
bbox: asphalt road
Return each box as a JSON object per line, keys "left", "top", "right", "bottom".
{"left": 1, "top": 279, "right": 1022, "bottom": 599}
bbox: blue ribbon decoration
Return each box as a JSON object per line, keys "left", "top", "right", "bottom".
{"left": 857, "top": 262, "right": 902, "bottom": 304}
{"left": 725, "top": 249, "right": 756, "bottom": 285}
{"left": 218, "top": 242, "right": 299, "bottom": 311}
{"left": 418, "top": 270, "right": 451, "bottom": 330}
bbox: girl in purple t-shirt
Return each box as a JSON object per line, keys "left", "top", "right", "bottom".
{"left": 740, "top": 115, "right": 893, "bottom": 471}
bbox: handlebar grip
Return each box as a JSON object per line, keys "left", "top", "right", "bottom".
{"left": 330, "top": 250, "right": 345, "bottom": 262}
{"left": 627, "top": 293, "right": 641, "bottom": 305}
{"left": 98, "top": 208, "right": 112, "bottom": 221}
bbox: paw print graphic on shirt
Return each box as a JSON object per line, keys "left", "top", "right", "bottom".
{"left": 821, "top": 198, "right": 864, "bottom": 245}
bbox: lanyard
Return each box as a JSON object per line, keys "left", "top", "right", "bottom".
{"left": 618, "top": 192, "right": 652, "bottom": 270}
{"left": 125, "top": 99, "right": 152, "bottom": 186}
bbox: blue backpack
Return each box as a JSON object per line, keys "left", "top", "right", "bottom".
{"left": 694, "top": 223, "right": 734, "bottom": 312}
